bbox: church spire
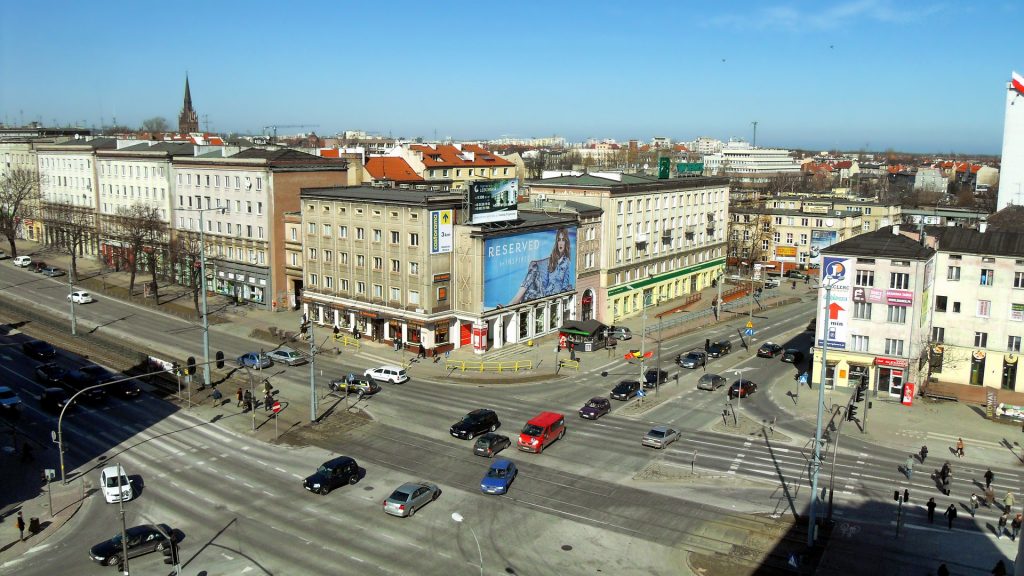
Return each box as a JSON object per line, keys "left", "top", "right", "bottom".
{"left": 178, "top": 74, "right": 199, "bottom": 134}
{"left": 183, "top": 75, "right": 193, "bottom": 110}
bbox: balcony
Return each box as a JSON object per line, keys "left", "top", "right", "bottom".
{"left": 635, "top": 233, "right": 648, "bottom": 249}
{"left": 684, "top": 225, "right": 696, "bottom": 238}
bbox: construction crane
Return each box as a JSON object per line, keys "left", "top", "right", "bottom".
{"left": 262, "top": 124, "right": 319, "bottom": 144}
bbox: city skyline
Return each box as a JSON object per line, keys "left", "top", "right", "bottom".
{"left": 1, "top": 0, "right": 1022, "bottom": 154}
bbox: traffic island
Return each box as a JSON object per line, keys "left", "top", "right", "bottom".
{"left": 711, "top": 411, "right": 793, "bottom": 443}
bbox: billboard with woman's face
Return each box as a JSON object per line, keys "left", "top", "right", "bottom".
{"left": 483, "top": 228, "right": 576, "bottom": 310}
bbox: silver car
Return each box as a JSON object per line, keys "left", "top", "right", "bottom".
{"left": 382, "top": 481, "right": 441, "bottom": 517}
{"left": 642, "top": 425, "right": 681, "bottom": 449}
{"left": 267, "top": 347, "right": 307, "bottom": 366}
{"left": 697, "top": 373, "right": 727, "bottom": 391}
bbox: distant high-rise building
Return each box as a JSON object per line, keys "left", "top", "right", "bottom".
{"left": 999, "top": 70, "right": 1024, "bottom": 210}
{"left": 178, "top": 75, "right": 199, "bottom": 134}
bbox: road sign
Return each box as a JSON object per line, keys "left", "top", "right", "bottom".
{"left": 637, "top": 389, "right": 646, "bottom": 398}
{"left": 799, "top": 372, "right": 809, "bottom": 384}
{"left": 746, "top": 320, "right": 753, "bottom": 329}
{"left": 272, "top": 401, "right": 282, "bottom": 414}
{"left": 744, "top": 328, "right": 754, "bottom": 336}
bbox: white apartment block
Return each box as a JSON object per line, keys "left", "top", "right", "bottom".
{"left": 35, "top": 137, "right": 116, "bottom": 255}
{"left": 702, "top": 140, "right": 801, "bottom": 179}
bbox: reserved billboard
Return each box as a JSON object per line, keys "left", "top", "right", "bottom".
{"left": 483, "top": 228, "right": 576, "bottom": 310}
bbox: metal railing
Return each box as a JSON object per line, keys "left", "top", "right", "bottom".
{"left": 445, "top": 359, "right": 534, "bottom": 372}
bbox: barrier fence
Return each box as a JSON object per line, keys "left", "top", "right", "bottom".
{"left": 445, "top": 359, "right": 534, "bottom": 372}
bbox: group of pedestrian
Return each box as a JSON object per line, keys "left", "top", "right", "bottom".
{"left": 939, "top": 461, "right": 953, "bottom": 495}
{"left": 995, "top": 511, "right": 1021, "bottom": 540}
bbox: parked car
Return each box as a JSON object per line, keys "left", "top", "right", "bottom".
{"left": 610, "top": 380, "right": 641, "bottom": 401}
{"left": 764, "top": 278, "right": 780, "bottom": 289}
{"left": 0, "top": 249, "right": 6, "bottom": 259}
{"left": 643, "top": 368, "right": 669, "bottom": 389}
{"left": 642, "top": 425, "right": 681, "bottom": 449}
{"left": 329, "top": 377, "right": 381, "bottom": 397}
{"left": 677, "top": 350, "right": 707, "bottom": 369}
{"left": 728, "top": 380, "right": 758, "bottom": 399}
{"left": 450, "top": 409, "right": 500, "bottom": 440}
{"left": 364, "top": 365, "right": 409, "bottom": 384}
{"left": 35, "top": 363, "right": 66, "bottom": 386}
{"left": 785, "top": 270, "right": 808, "bottom": 279}
{"left": 382, "top": 481, "right": 441, "bottom": 517}
{"left": 480, "top": 459, "right": 518, "bottom": 495}
{"left": 707, "top": 340, "right": 732, "bottom": 358}
{"left": 12, "top": 256, "right": 31, "bottom": 267}
{"left": 0, "top": 386, "right": 22, "bottom": 413}
{"left": 40, "top": 387, "right": 70, "bottom": 414}
{"left": 267, "top": 347, "right": 307, "bottom": 366}
{"left": 68, "top": 291, "right": 94, "bottom": 304}
{"left": 40, "top": 266, "right": 63, "bottom": 277}
{"left": 757, "top": 342, "right": 783, "bottom": 358}
{"left": 578, "top": 397, "right": 611, "bottom": 420}
{"left": 31, "top": 261, "right": 48, "bottom": 273}
{"left": 89, "top": 524, "right": 176, "bottom": 567}
{"left": 99, "top": 465, "right": 133, "bottom": 503}
{"left": 237, "top": 352, "right": 272, "bottom": 369}
{"left": 781, "top": 348, "right": 805, "bottom": 364}
{"left": 22, "top": 339, "right": 57, "bottom": 361}
{"left": 302, "top": 456, "right": 360, "bottom": 495}
{"left": 473, "top": 433, "right": 511, "bottom": 458}
{"left": 607, "top": 326, "right": 632, "bottom": 340}
{"left": 696, "top": 373, "right": 728, "bottom": 391}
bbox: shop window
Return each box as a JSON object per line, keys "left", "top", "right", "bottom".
{"left": 519, "top": 310, "right": 530, "bottom": 339}
{"left": 549, "top": 302, "right": 559, "bottom": 330}
{"left": 435, "top": 325, "right": 450, "bottom": 345}
{"left": 970, "top": 353, "right": 986, "bottom": 386}
{"left": 436, "top": 286, "right": 447, "bottom": 302}
{"left": 1003, "top": 357, "right": 1018, "bottom": 390}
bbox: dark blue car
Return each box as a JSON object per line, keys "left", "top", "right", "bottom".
{"left": 480, "top": 459, "right": 518, "bottom": 495}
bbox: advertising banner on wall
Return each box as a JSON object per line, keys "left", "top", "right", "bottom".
{"left": 430, "top": 209, "right": 454, "bottom": 254}
{"left": 469, "top": 179, "right": 519, "bottom": 224}
{"left": 775, "top": 245, "right": 798, "bottom": 261}
{"left": 809, "top": 230, "right": 838, "bottom": 259}
{"left": 817, "top": 256, "right": 852, "bottom": 350}
{"left": 483, "top": 228, "right": 576, "bottom": 310}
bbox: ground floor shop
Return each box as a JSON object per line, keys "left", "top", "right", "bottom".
{"left": 811, "top": 348, "right": 914, "bottom": 399}
{"left": 928, "top": 345, "right": 1020, "bottom": 392}
{"left": 212, "top": 263, "right": 271, "bottom": 309}
{"left": 604, "top": 258, "right": 724, "bottom": 323}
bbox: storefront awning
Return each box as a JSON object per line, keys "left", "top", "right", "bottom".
{"left": 559, "top": 319, "right": 608, "bottom": 337}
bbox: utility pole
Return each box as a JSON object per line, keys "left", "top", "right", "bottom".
{"left": 309, "top": 314, "right": 318, "bottom": 422}
{"left": 808, "top": 280, "right": 835, "bottom": 547}
{"left": 116, "top": 463, "right": 129, "bottom": 575}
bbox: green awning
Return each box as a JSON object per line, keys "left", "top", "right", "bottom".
{"left": 560, "top": 328, "right": 590, "bottom": 336}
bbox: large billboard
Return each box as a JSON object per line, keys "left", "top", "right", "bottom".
{"left": 483, "top": 228, "right": 576, "bottom": 310}
{"left": 817, "top": 256, "right": 852, "bottom": 350}
{"left": 469, "top": 179, "right": 518, "bottom": 224}
{"left": 430, "top": 209, "right": 453, "bottom": 254}
{"left": 809, "top": 229, "right": 838, "bottom": 259}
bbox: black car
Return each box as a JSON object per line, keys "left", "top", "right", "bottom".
{"left": 728, "top": 380, "right": 758, "bottom": 399}
{"left": 610, "top": 380, "right": 641, "bottom": 401}
{"left": 303, "top": 456, "right": 360, "bottom": 495}
{"left": 80, "top": 365, "right": 141, "bottom": 399}
{"left": 89, "top": 523, "right": 176, "bottom": 566}
{"left": 35, "top": 363, "right": 67, "bottom": 385}
{"left": 473, "top": 433, "right": 512, "bottom": 457}
{"left": 40, "top": 387, "right": 70, "bottom": 414}
{"left": 707, "top": 340, "right": 732, "bottom": 358}
{"left": 22, "top": 340, "right": 57, "bottom": 361}
{"left": 806, "top": 319, "right": 816, "bottom": 331}
{"left": 643, "top": 369, "right": 669, "bottom": 389}
{"left": 782, "top": 349, "right": 805, "bottom": 364}
{"left": 757, "top": 342, "right": 783, "bottom": 358}
{"left": 61, "top": 369, "right": 107, "bottom": 402}
{"left": 449, "top": 409, "right": 500, "bottom": 440}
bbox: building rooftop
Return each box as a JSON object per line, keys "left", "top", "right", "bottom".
{"left": 732, "top": 206, "right": 862, "bottom": 218}
{"left": 928, "top": 226, "right": 1024, "bottom": 258}
{"left": 822, "top": 226, "right": 935, "bottom": 260}
{"left": 532, "top": 172, "right": 729, "bottom": 190}
{"left": 409, "top": 143, "right": 514, "bottom": 168}
{"left": 985, "top": 205, "right": 1024, "bottom": 231}
{"left": 364, "top": 157, "right": 424, "bottom": 182}
{"left": 300, "top": 185, "right": 461, "bottom": 206}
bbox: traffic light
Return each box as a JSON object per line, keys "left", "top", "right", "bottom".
{"left": 171, "top": 362, "right": 181, "bottom": 376}
{"left": 186, "top": 356, "right": 196, "bottom": 377}
{"left": 847, "top": 404, "right": 858, "bottom": 421}
{"left": 855, "top": 387, "right": 865, "bottom": 403}
{"left": 215, "top": 351, "right": 225, "bottom": 369}
{"left": 162, "top": 540, "right": 178, "bottom": 565}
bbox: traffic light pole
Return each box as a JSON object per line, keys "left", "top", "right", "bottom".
{"left": 117, "top": 463, "right": 129, "bottom": 575}
{"left": 808, "top": 280, "right": 834, "bottom": 547}
{"left": 828, "top": 405, "right": 847, "bottom": 521}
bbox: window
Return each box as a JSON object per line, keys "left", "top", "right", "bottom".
{"left": 390, "top": 287, "right": 401, "bottom": 301}
{"left": 340, "top": 226, "right": 347, "bottom": 239}
{"left": 246, "top": 225, "right": 252, "bottom": 238}
{"left": 855, "top": 270, "right": 874, "bottom": 287}
{"left": 290, "top": 227, "right": 297, "bottom": 241}
{"left": 947, "top": 266, "right": 960, "bottom": 281}
{"left": 952, "top": 301, "right": 961, "bottom": 313}
{"left": 324, "top": 250, "right": 332, "bottom": 262}
{"left": 932, "top": 327, "right": 945, "bottom": 343}
{"left": 307, "top": 222, "right": 316, "bottom": 234}
{"left": 853, "top": 302, "right": 872, "bottom": 320}
{"left": 340, "top": 252, "right": 348, "bottom": 264}
{"left": 356, "top": 281, "right": 365, "bottom": 294}
{"left": 890, "top": 272, "right": 909, "bottom": 290}
{"left": 308, "top": 273, "right": 318, "bottom": 286}
{"left": 1009, "top": 336, "right": 1022, "bottom": 353}
{"left": 884, "top": 339, "right": 904, "bottom": 356}
{"left": 850, "top": 335, "right": 869, "bottom": 352}
{"left": 373, "top": 257, "right": 382, "bottom": 270}
{"left": 409, "top": 262, "right": 419, "bottom": 275}
{"left": 977, "top": 300, "right": 991, "bottom": 317}
{"left": 373, "top": 284, "right": 383, "bottom": 298}
{"left": 886, "top": 305, "right": 907, "bottom": 323}
{"left": 324, "top": 276, "right": 333, "bottom": 289}
{"left": 356, "top": 228, "right": 365, "bottom": 240}
{"left": 980, "top": 269, "right": 994, "bottom": 286}
{"left": 975, "top": 332, "right": 988, "bottom": 348}
{"left": 391, "top": 259, "right": 400, "bottom": 273}
{"left": 1016, "top": 272, "right": 1024, "bottom": 289}
{"left": 258, "top": 226, "right": 264, "bottom": 239}
{"left": 390, "top": 231, "right": 400, "bottom": 244}
{"left": 356, "top": 255, "right": 365, "bottom": 267}
{"left": 409, "top": 233, "right": 420, "bottom": 246}
{"left": 935, "top": 296, "right": 947, "bottom": 312}
{"left": 373, "top": 229, "right": 382, "bottom": 242}
{"left": 340, "top": 279, "right": 349, "bottom": 291}
{"left": 323, "top": 224, "right": 332, "bottom": 237}
{"left": 409, "top": 290, "right": 420, "bottom": 305}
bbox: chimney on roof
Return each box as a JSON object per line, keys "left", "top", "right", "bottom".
{"left": 980, "top": 220, "right": 988, "bottom": 233}
{"left": 892, "top": 224, "right": 900, "bottom": 236}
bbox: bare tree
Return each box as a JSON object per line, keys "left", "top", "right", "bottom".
{"left": 141, "top": 117, "right": 169, "bottom": 133}
{"left": 0, "top": 168, "right": 41, "bottom": 257}
{"left": 169, "top": 234, "right": 203, "bottom": 314}
{"left": 40, "top": 201, "right": 94, "bottom": 280}
{"left": 107, "top": 203, "right": 168, "bottom": 295}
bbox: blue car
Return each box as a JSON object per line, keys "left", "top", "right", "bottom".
{"left": 480, "top": 459, "right": 518, "bottom": 495}
{"left": 237, "top": 352, "right": 272, "bottom": 369}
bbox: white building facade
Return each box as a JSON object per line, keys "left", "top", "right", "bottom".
{"left": 998, "top": 71, "right": 1024, "bottom": 210}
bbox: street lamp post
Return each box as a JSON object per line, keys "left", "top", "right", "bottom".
{"left": 178, "top": 206, "right": 227, "bottom": 390}
{"left": 451, "top": 512, "right": 483, "bottom": 576}
{"left": 808, "top": 278, "right": 836, "bottom": 547}
{"left": 68, "top": 268, "right": 77, "bottom": 336}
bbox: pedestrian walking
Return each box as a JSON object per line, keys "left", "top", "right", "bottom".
{"left": 904, "top": 456, "right": 914, "bottom": 480}
{"left": 16, "top": 511, "right": 25, "bottom": 541}
{"left": 263, "top": 392, "right": 272, "bottom": 412}
{"left": 211, "top": 388, "right": 223, "bottom": 407}
{"left": 940, "top": 461, "right": 950, "bottom": 481}
{"left": 263, "top": 381, "right": 272, "bottom": 396}
{"left": 236, "top": 387, "right": 243, "bottom": 407}
{"left": 942, "top": 473, "right": 952, "bottom": 496}
{"left": 993, "top": 559, "right": 1008, "bottom": 576}
{"left": 920, "top": 445, "right": 929, "bottom": 464}
{"left": 944, "top": 504, "right": 957, "bottom": 530}
{"left": 1004, "top": 491, "right": 1016, "bottom": 514}
{"left": 987, "top": 487, "right": 997, "bottom": 507}
{"left": 999, "top": 512, "right": 1009, "bottom": 538}
{"left": 955, "top": 437, "right": 965, "bottom": 458}
{"left": 970, "top": 493, "right": 979, "bottom": 517}
{"left": 985, "top": 468, "right": 994, "bottom": 489}
{"left": 1013, "top": 513, "right": 1023, "bottom": 541}
{"left": 927, "top": 497, "right": 937, "bottom": 523}
{"left": 418, "top": 343, "right": 426, "bottom": 360}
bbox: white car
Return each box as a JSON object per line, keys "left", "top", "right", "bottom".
{"left": 99, "top": 465, "right": 133, "bottom": 503}
{"left": 13, "top": 256, "right": 31, "bottom": 267}
{"left": 364, "top": 366, "right": 409, "bottom": 384}
{"left": 68, "top": 291, "right": 94, "bottom": 304}
{"left": 267, "top": 347, "right": 307, "bottom": 366}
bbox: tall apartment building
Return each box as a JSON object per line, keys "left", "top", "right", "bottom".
{"left": 702, "top": 140, "right": 801, "bottom": 180}
{"left": 730, "top": 203, "right": 863, "bottom": 270}
{"left": 408, "top": 144, "right": 516, "bottom": 193}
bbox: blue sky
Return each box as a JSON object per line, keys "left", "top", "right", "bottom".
{"left": 1, "top": 1, "right": 1021, "bottom": 154}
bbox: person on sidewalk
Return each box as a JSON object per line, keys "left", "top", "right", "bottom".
{"left": 999, "top": 512, "right": 1009, "bottom": 538}
{"left": 417, "top": 343, "right": 426, "bottom": 360}
{"left": 955, "top": 437, "right": 965, "bottom": 458}
{"left": 985, "top": 468, "right": 994, "bottom": 489}
{"left": 1012, "top": 513, "right": 1023, "bottom": 541}
{"left": 904, "top": 456, "right": 914, "bottom": 480}
{"left": 944, "top": 504, "right": 957, "bottom": 530}
{"left": 236, "top": 387, "right": 243, "bottom": 407}
{"left": 987, "top": 487, "right": 997, "bottom": 508}
{"left": 920, "top": 445, "right": 928, "bottom": 464}
{"left": 1004, "top": 491, "right": 1015, "bottom": 514}
{"left": 970, "top": 493, "right": 979, "bottom": 517}
{"left": 263, "top": 391, "right": 273, "bottom": 412}
{"left": 927, "top": 497, "right": 937, "bottom": 523}
{"left": 16, "top": 511, "right": 25, "bottom": 541}
{"left": 211, "top": 388, "right": 223, "bottom": 407}
{"left": 942, "top": 472, "right": 952, "bottom": 496}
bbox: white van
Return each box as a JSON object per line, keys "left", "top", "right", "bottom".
{"left": 100, "top": 465, "right": 133, "bottom": 503}
{"left": 13, "top": 256, "right": 31, "bottom": 267}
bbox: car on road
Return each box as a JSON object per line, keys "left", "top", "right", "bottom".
{"left": 473, "top": 433, "right": 512, "bottom": 458}
{"left": 329, "top": 377, "right": 381, "bottom": 397}
{"left": 642, "top": 425, "right": 681, "bottom": 449}
{"left": 728, "top": 380, "right": 758, "bottom": 399}
{"left": 303, "top": 456, "right": 360, "bottom": 495}
{"left": 89, "top": 524, "right": 176, "bottom": 567}
{"left": 607, "top": 326, "right": 632, "bottom": 340}
{"left": 237, "top": 352, "right": 272, "bottom": 369}
{"left": 610, "top": 380, "right": 641, "bottom": 401}
{"left": 450, "top": 409, "right": 500, "bottom": 440}
{"left": 31, "top": 261, "right": 48, "bottom": 273}
{"left": 79, "top": 365, "right": 140, "bottom": 399}
{"left": 40, "top": 266, "right": 63, "bottom": 277}
{"left": 364, "top": 365, "right": 409, "bottom": 384}
{"left": 61, "top": 369, "right": 107, "bottom": 402}
{"left": 785, "top": 270, "right": 808, "bottom": 280}
{"left": 0, "top": 249, "right": 6, "bottom": 259}
{"left": 578, "top": 397, "right": 611, "bottom": 419}
{"left": 677, "top": 350, "right": 707, "bottom": 369}
{"left": 267, "top": 347, "right": 307, "bottom": 366}
{"left": 480, "top": 459, "right": 518, "bottom": 495}
{"left": 68, "top": 291, "right": 94, "bottom": 304}
{"left": 0, "top": 386, "right": 22, "bottom": 412}
{"left": 35, "top": 363, "right": 66, "bottom": 386}
{"left": 382, "top": 481, "right": 441, "bottom": 517}
{"left": 696, "top": 373, "right": 728, "bottom": 391}
{"left": 40, "top": 387, "right": 70, "bottom": 414}
{"left": 22, "top": 339, "right": 57, "bottom": 361}
{"left": 517, "top": 412, "right": 566, "bottom": 454}
{"left": 100, "top": 464, "right": 133, "bottom": 503}
{"left": 781, "top": 348, "right": 805, "bottom": 364}
{"left": 707, "top": 340, "right": 732, "bottom": 358}
{"left": 643, "top": 368, "right": 669, "bottom": 389}
{"left": 12, "top": 256, "right": 31, "bottom": 267}
{"left": 757, "top": 342, "right": 783, "bottom": 358}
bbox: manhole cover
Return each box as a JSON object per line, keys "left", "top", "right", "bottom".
{"left": 561, "top": 545, "right": 573, "bottom": 551}
{"left": 363, "top": 486, "right": 374, "bottom": 491}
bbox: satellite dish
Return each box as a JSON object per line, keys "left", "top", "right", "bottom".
{"left": 74, "top": 134, "right": 81, "bottom": 140}
{"left": 825, "top": 219, "right": 835, "bottom": 227}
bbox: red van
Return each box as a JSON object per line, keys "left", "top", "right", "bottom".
{"left": 517, "top": 411, "right": 566, "bottom": 453}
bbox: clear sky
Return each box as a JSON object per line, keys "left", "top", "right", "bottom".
{"left": 1, "top": 1, "right": 1021, "bottom": 154}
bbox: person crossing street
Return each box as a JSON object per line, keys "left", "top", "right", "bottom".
{"left": 944, "top": 504, "right": 957, "bottom": 530}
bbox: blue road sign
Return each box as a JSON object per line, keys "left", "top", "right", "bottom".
{"left": 799, "top": 372, "right": 809, "bottom": 384}
{"left": 743, "top": 328, "right": 754, "bottom": 336}
{"left": 637, "top": 389, "right": 646, "bottom": 398}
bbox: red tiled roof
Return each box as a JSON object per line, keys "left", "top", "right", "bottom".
{"left": 365, "top": 157, "right": 424, "bottom": 182}
{"left": 674, "top": 144, "right": 689, "bottom": 152}
{"left": 409, "top": 144, "right": 514, "bottom": 168}
{"left": 834, "top": 160, "right": 852, "bottom": 169}
{"left": 318, "top": 149, "right": 341, "bottom": 158}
